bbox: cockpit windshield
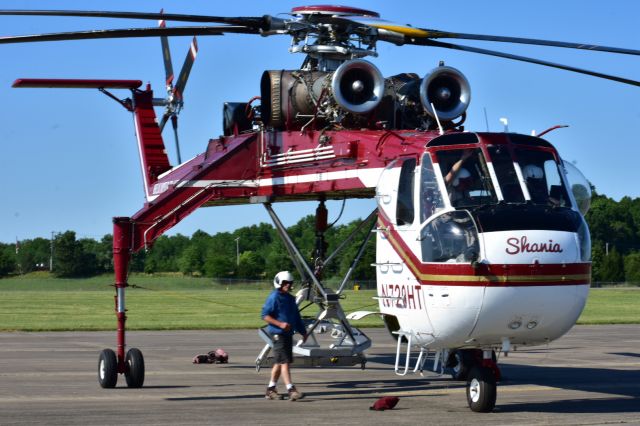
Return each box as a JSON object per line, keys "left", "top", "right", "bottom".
{"left": 436, "top": 148, "right": 497, "bottom": 208}
{"left": 514, "top": 148, "right": 571, "bottom": 208}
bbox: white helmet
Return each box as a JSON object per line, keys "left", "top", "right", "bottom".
{"left": 522, "top": 164, "right": 544, "bottom": 179}
{"left": 274, "top": 271, "right": 294, "bottom": 289}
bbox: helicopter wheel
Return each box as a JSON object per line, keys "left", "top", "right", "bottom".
{"left": 448, "top": 349, "right": 472, "bottom": 381}
{"left": 466, "top": 366, "right": 497, "bottom": 413}
{"left": 124, "top": 348, "right": 145, "bottom": 388}
{"left": 98, "top": 349, "right": 118, "bottom": 388}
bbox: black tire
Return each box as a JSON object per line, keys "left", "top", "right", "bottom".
{"left": 124, "top": 348, "right": 145, "bottom": 388}
{"left": 98, "top": 349, "right": 118, "bottom": 389}
{"left": 466, "top": 366, "right": 497, "bottom": 413}
{"left": 448, "top": 349, "right": 472, "bottom": 381}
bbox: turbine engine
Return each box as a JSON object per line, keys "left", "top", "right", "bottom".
{"left": 259, "top": 60, "right": 470, "bottom": 131}
{"left": 260, "top": 59, "right": 385, "bottom": 130}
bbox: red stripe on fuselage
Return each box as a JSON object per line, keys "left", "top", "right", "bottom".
{"left": 377, "top": 213, "right": 591, "bottom": 287}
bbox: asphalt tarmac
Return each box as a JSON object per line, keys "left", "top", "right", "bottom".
{"left": 1, "top": 325, "right": 639, "bottom": 425}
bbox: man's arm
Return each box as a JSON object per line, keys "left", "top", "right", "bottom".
{"left": 263, "top": 314, "right": 291, "bottom": 332}
{"left": 445, "top": 149, "right": 473, "bottom": 184}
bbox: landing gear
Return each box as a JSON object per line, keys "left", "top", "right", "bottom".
{"left": 448, "top": 349, "right": 498, "bottom": 381}
{"left": 124, "top": 348, "right": 145, "bottom": 388}
{"left": 98, "top": 349, "right": 118, "bottom": 388}
{"left": 466, "top": 366, "right": 497, "bottom": 413}
{"left": 97, "top": 217, "right": 146, "bottom": 389}
{"left": 448, "top": 349, "right": 472, "bottom": 381}
{"left": 255, "top": 201, "right": 377, "bottom": 369}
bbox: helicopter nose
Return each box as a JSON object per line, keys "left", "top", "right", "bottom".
{"left": 467, "top": 230, "right": 590, "bottom": 345}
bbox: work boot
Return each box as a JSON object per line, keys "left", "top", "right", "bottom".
{"left": 288, "top": 386, "right": 304, "bottom": 401}
{"left": 265, "top": 386, "right": 283, "bottom": 400}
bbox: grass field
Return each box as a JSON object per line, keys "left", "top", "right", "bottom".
{"left": 1, "top": 274, "right": 638, "bottom": 331}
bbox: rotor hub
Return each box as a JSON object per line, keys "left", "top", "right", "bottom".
{"left": 287, "top": 5, "right": 381, "bottom": 70}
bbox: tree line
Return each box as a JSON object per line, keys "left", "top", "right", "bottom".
{"left": 1, "top": 192, "right": 639, "bottom": 283}
{"left": 0, "top": 215, "right": 375, "bottom": 281}
{"left": 586, "top": 193, "right": 640, "bottom": 283}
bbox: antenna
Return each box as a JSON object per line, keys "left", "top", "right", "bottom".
{"left": 483, "top": 107, "right": 489, "bottom": 131}
{"left": 430, "top": 102, "right": 444, "bottom": 135}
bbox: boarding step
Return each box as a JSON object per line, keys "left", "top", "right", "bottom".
{"left": 393, "top": 329, "right": 435, "bottom": 376}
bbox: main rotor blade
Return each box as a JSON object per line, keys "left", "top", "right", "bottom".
{"left": 417, "top": 39, "right": 640, "bottom": 87}
{"left": 0, "top": 10, "right": 267, "bottom": 28}
{"left": 414, "top": 29, "right": 640, "bottom": 57}
{"left": 173, "top": 37, "right": 198, "bottom": 101}
{"left": 171, "top": 115, "right": 182, "bottom": 164}
{"left": 343, "top": 16, "right": 640, "bottom": 57}
{"left": 0, "top": 25, "right": 257, "bottom": 44}
{"left": 159, "top": 10, "right": 174, "bottom": 87}
{"left": 158, "top": 111, "right": 170, "bottom": 133}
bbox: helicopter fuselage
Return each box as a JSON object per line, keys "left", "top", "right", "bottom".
{"left": 135, "top": 99, "right": 591, "bottom": 353}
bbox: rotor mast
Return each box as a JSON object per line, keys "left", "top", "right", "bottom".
{"left": 286, "top": 5, "right": 380, "bottom": 72}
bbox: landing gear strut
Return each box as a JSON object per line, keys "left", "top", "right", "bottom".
{"left": 98, "top": 217, "right": 146, "bottom": 388}
{"left": 464, "top": 349, "right": 499, "bottom": 412}
{"left": 256, "top": 200, "right": 377, "bottom": 369}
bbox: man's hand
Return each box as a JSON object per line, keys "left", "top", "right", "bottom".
{"left": 279, "top": 322, "right": 291, "bottom": 332}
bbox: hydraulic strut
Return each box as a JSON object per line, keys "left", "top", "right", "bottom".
{"left": 112, "top": 217, "right": 132, "bottom": 374}
{"left": 256, "top": 201, "right": 377, "bottom": 371}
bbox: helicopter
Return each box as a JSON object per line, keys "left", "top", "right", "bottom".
{"left": 1, "top": 4, "right": 638, "bottom": 413}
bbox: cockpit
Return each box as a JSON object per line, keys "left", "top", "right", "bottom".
{"left": 424, "top": 132, "right": 575, "bottom": 213}
{"left": 377, "top": 132, "right": 592, "bottom": 265}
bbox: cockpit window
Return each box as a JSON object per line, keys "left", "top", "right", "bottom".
{"left": 436, "top": 148, "right": 497, "bottom": 208}
{"left": 396, "top": 158, "right": 416, "bottom": 226}
{"left": 515, "top": 148, "right": 570, "bottom": 207}
{"left": 487, "top": 145, "right": 525, "bottom": 203}
{"left": 420, "top": 153, "right": 445, "bottom": 222}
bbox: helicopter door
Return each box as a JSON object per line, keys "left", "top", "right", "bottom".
{"left": 418, "top": 209, "right": 483, "bottom": 340}
{"left": 376, "top": 157, "right": 418, "bottom": 228}
{"left": 376, "top": 157, "right": 434, "bottom": 337}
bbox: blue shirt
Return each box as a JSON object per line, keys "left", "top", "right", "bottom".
{"left": 261, "top": 289, "right": 306, "bottom": 336}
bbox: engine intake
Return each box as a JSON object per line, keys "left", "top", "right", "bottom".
{"left": 260, "top": 60, "right": 385, "bottom": 130}
{"left": 331, "top": 59, "right": 384, "bottom": 114}
{"left": 419, "top": 65, "right": 470, "bottom": 122}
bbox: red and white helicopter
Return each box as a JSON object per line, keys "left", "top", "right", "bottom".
{"left": 2, "top": 5, "right": 639, "bottom": 412}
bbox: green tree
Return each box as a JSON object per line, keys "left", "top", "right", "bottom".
{"left": 591, "top": 242, "right": 605, "bottom": 282}
{"left": 144, "top": 234, "right": 190, "bottom": 273}
{"left": 264, "top": 239, "right": 294, "bottom": 279}
{"left": 53, "top": 231, "right": 97, "bottom": 277}
{"left": 624, "top": 252, "right": 640, "bottom": 284}
{"left": 179, "top": 245, "right": 203, "bottom": 276}
{"left": 203, "top": 232, "right": 237, "bottom": 278}
{"left": 237, "top": 250, "right": 265, "bottom": 279}
{"left": 0, "top": 244, "right": 16, "bottom": 277}
{"left": 16, "top": 237, "right": 50, "bottom": 273}
{"left": 78, "top": 237, "right": 110, "bottom": 275}
{"left": 599, "top": 246, "right": 624, "bottom": 283}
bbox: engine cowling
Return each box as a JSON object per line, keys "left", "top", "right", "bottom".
{"left": 258, "top": 61, "right": 470, "bottom": 130}
{"left": 260, "top": 59, "right": 385, "bottom": 129}
{"left": 419, "top": 65, "right": 471, "bottom": 122}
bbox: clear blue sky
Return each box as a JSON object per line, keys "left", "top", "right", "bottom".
{"left": 1, "top": 0, "right": 638, "bottom": 243}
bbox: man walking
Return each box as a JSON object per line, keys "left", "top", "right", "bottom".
{"left": 262, "top": 271, "right": 307, "bottom": 401}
